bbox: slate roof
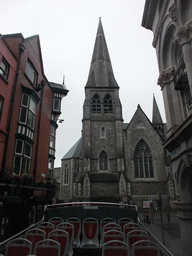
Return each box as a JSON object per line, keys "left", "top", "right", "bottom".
{"left": 49, "top": 82, "right": 68, "bottom": 94}
{"left": 86, "top": 18, "right": 119, "bottom": 88}
{"left": 62, "top": 137, "right": 82, "bottom": 160}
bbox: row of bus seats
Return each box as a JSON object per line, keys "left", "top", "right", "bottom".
{"left": 4, "top": 216, "right": 161, "bottom": 256}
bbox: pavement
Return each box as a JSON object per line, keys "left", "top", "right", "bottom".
{"left": 138, "top": 211, "right": 183, "bottom": 256}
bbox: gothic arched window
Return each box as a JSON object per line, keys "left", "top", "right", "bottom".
{"left": 91, "top": 94, "right": 101, "bottom": 113}
{"left": 104, "top": 94, "right": 113, "bottom": 113}
{"left": 99, "top": 150, "right": 108, "bottom": 171}
{"left": 134, "top": 140, "right": 154, "bottom": 179}
{"left": 63, "top": 164, "right": 69, "bottom": 184}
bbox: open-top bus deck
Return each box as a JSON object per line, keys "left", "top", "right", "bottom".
{"left": 0, "top": 202, "right": 173, "bottom": 256}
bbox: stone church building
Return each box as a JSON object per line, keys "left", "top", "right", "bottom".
{"left": 60, "top": 18, "right": 171, "bottom": 209}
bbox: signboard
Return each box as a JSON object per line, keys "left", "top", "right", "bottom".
{"left": 143, "top": 201, "right": 150, "bottom": 208}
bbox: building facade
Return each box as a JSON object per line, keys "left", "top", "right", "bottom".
{"left": 0, "top": 33, "right": 68, "bottom": 236}
{"left": 0, "top": 33, "right": 68, "bottom": 182}
{"left": 142, "top": 1, "right": 192, "bottom": 255}
{"left": 60, "top": 19, "right": 170, "bottom": 210}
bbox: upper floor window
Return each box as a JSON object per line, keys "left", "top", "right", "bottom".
{"left": 53, "top": 93, "right": 62, "bottom": 112}
{"left": 48, "top": 158, "right": 54, "bottom": 170}
{"left": 134, "top": 139, "right": 154, "bottom": 179}
{"left": 19, "top": 93, "right": 37, "bottom": 130}
{"left": 0, "top": 57, "right": 10, "bottom": 80}
{"left": 0, "top": 95, "right": 4, "bottom": 119}
{"left": 100, "top": 127, "right": 106, "bottom": 138}
{"left": 104, "top": 94, "right": 113, "bottom": 113}
{"left": 50, "top": 124, "right": 56, "bottom": 149}
{"left": 91, "top": 94, "right": 101, "bottom": 113}
{"left": 13, "top": 139, "right": 32, "bottom": 175}
{"left": 99, "top": 150, "right": 108, "bottom": 171}
{"left": 26, "top": 60, "right": 38, "bottom": 85}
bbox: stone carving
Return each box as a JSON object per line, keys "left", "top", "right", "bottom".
{"left": 157, "top": 67, "right": 175, "bottom": 88}
{"left": 169, "top": 1, "right": 178, "bottom": 23}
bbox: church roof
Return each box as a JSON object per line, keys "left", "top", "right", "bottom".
{"left": 152, "top": 94, "right": 163, "bottom": 124}
{"left": 62, "top": 137, "right": 82, "bottom": 160}
{"left": 86, "top": 18, "right": 119, "bottom": 88}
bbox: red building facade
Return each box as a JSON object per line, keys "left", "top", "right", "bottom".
{"left": 0, "top": 33, "right": 68, "bottom": 182}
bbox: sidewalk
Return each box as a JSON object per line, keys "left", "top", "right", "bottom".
{"left": 138, "top": 211, "right": 183, "bottom": 256}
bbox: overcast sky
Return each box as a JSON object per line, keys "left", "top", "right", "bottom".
{"left": 1, "top": 0, "right": 165, "bottom": 167}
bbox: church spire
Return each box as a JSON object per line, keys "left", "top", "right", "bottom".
{"left": 86, "top": 18, "right": 119, "bottom": 88}
{"left": 152, "top": 94, "right": 163, "bottom": 124}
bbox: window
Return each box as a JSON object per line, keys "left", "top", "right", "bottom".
{"left": 99, "top": 150, "right": 108, "bottom": 171}
{"left": 50, "top": 124, "right": 56, "bottom": 149}
{"left": 184, "top": 84, "right": 192, "bottom": 109}
{"left": 13, "top": 139, "right": 32, "bottom": 175}
{"left": 48, "top": 158, "right": 54, "bottom": 169}
{"left": 53, "top": 93, "right": 61, "bottom": 112}
{"left": 63, "top": 164, "right": 69, "bottom": 184}
{"left": 134, "top": 140, "right": 154, "bottom": 179}
{"left": 19, "top": 93, "right": 37, "bottom": 130}
{"left": 91, "top": 94, "right": 101, "bottom": 113}
{"left": 104, "top": 94, "right": 113, "bottom": 113}
{"left": 100, "top": 127, "right": 106, "bottom": 138}
{"left": 26, "top": 60, "right": 37, "bottom": 85}
{"left": 0, "top": 95, "right": 4, "bottom": 119}
{"left": 0, "top": 57, "right": 10, "bottom": 80}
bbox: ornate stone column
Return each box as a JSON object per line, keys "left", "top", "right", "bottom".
{"left": 158, "top": 67, "right": 183, "bottom": 133}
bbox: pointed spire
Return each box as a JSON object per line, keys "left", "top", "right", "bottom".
{"left": 86, "top": 18, "right": 118, "bottom": 88}
{"left": 91, "top": 17, "right": 111, "bottom": 63}
{"left": 152, "top": 94, "right": 163, "bottom": 124}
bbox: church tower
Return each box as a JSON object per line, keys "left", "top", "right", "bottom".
{"left": 81, "top": 18, "right": 125, "bottom": 201}
{"left": 61, "top": 18, "right": 169, "bottom": 206}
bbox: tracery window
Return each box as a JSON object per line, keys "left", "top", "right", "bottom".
{"left": 134, "top": 140, "right": 154, "bottom": 179}
{"left": 91, "top": 94, "right": 101, "bottom": 113}
{"left": 104, "top": 94, "right": 113, "bottom": 113}
{"left": 99, "top": 150, "right": 108, "bottom": 171}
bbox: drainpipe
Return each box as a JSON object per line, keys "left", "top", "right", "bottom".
{"left": 33, "top": 80, "right": 45, "bottom": 182}
{"left": 1, "top": 43, "right": 25, "bottom": 179}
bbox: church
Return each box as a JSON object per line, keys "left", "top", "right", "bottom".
{"left": 60, "top": 18, "right": 171, "bottom": 209}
